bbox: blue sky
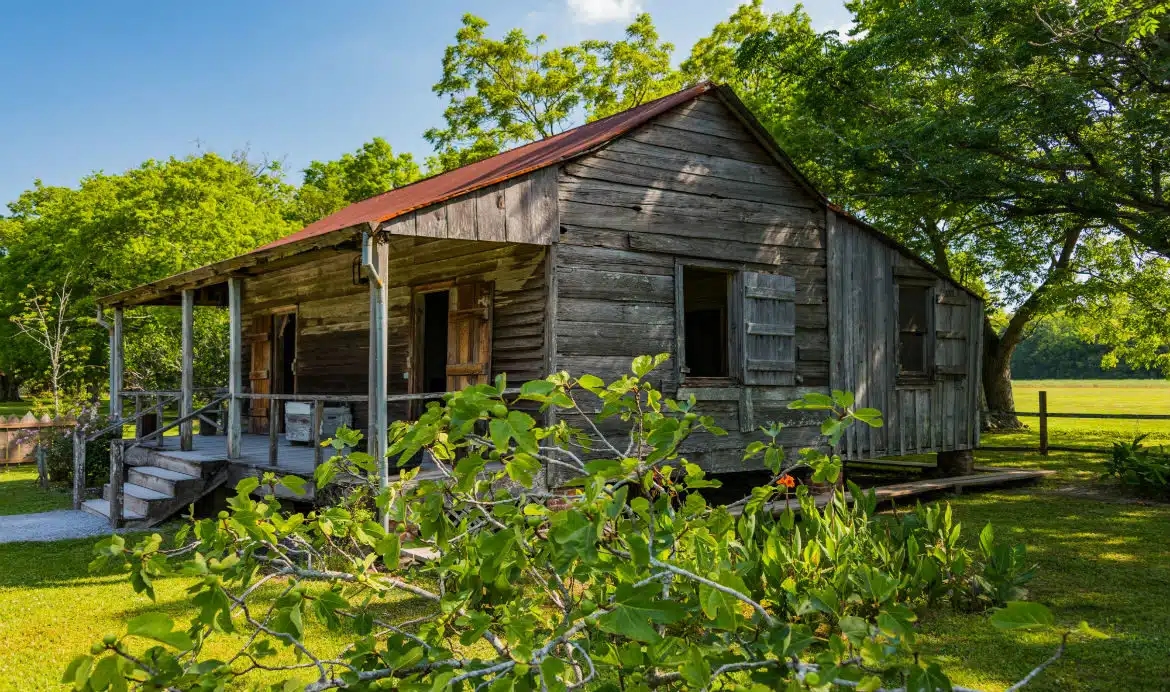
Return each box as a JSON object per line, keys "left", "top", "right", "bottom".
{"left": 0, "top": 0, "right": 851, "bottom": 206}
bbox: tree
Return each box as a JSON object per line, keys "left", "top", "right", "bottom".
{"left": 425, "top": 14, "right": 600, "bottom": 172}
{"left": 425, "top": 13, "right": 684, "bottom": 171}
{"left": 583, "top": 14, "right": 683, "bottom": 121}
{"left": 725, "top": 0, "right": 1170, "bottom": 425}
{"left": 293, "top": 138, "right": 421, "bottom": 225}
{"left": 0, "top": 153, "right": 298, "bottom": 397}
{"left": 8, "top": 274, "right": 84, "bottom": 413}
{"left": 79, "top": 360, "right": 1071, "bottom": 691}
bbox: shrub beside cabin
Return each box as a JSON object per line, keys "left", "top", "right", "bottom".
{"left": 98, "top": 82, "right": 983, "bottom": 490}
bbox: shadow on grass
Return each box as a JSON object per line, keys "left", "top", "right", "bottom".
{"left": 916, "top": 490, "right": 1170, "bottom": 691}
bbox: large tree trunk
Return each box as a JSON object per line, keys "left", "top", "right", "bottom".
{"left": 0, "top": 372, "right": 20, "bottom": 402}
{"left": 982, "top": 320, "right": 1023, "bottom": 430}
{"left": 979, "top": 224, "right": 1083, "bottom": 431}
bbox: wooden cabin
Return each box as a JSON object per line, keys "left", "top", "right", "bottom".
{"left": 97, "top": 82, "right": 983, "bottom": 494}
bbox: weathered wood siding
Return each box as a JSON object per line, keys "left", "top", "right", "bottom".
{"left": 238, "top": 239, "right": 548, "bottom": 433}
{"left": 826, "top": 214, "right": 984, "bottom": 458}
{"left": 553, "top": 93, "right": 831, "bottom": 473}
{"left": 383, "top": 167, "right": 559, "bottom": 245}
{"left": 240, "top": 247, "right": 371, "bottom": 429}
{"left": 383, "top": 237, "right": 548, "bottom": 421}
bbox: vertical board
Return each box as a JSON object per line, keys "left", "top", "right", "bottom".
{"left": 416, "top": 206, "right": 447, "bottom": 238}
{"left": 740, "top": 272, "right": 796, "bottom": 386}
{"left": 446, "top": 195, "right": 478, "bottom": 241}
{"left": 476, "top": 185, "right": 507, "bottom": 242}
{"left": 504, "top": 175, "right": 534, "bottom": 243}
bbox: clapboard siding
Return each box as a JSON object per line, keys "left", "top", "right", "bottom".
{"left": 240, "top": 247, "right": 371, "bottom": 429}
{"left": 383, "top": 167, "right": 558, "bottom": 245}
{"left": 827, "top": 214, "right": 983, "bottom": 458}
{"left": 239, "top": 239, "right": 548, "bottom": 431}
{"left": 553, "top": 93, "right": 830, "bottom": 475}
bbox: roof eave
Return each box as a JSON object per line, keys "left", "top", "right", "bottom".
{"left": 97, "top": 225, "right": 366, "bottom": 308}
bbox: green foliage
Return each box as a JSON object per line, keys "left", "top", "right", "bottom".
{"left": 293, "top": 138, "right": 421, "bottom": 225}
{"left": 424, "top": 12, "right": 683, "bottom": 172}
{"left": 1012, "top": 314, "right": 1161, "bottom": 380}
{"left": 0, "top": 153, "right": 298, "bottom": 397}
{"left": 78, "top": 359, "right": 1074, "bottom": 691}
{"left": 1104, "top": 434, "right": 1170, "bottom": 496}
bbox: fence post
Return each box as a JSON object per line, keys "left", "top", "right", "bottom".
{"left": 155, "top": 396, "right": 165, "bottom": 449}
{"left": 1038, "top": 390, "right": 1048, "bottom": 457}
{"left": 72, "top": 428, "right": 85, "bottom": 509}
{"left": 109, "top": 441, "right": 124, "bottom": 529}
{"left": 312, "top": 399, "right": 324, "bottom": 470}
{"left": 35, "top": 444, "right": 48, "bottom": 490}
{"left": 269, "top": 399, "right": 279, "bottom": 467}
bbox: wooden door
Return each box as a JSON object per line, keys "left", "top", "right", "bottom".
{"left": 247, "top": 316, "right": 272, "bottom": 434}
{"left": 446, "top": 281, "right": 494, "bottom": 390}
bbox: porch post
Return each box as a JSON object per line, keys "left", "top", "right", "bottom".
{"left": 227, "top": 278, "right": 243, "bottom": 459}
{"left": 111, "top": 308, "right": 124, "bottom": 422}
{"left": 180, "top": 289, "right": 194, "bottom": 451}
{"left": 364, "top": 231, "right": 389, "bottom": 524}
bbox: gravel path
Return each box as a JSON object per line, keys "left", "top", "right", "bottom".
{"left": 0, "top": 509, "right": 116, "bottom": 544}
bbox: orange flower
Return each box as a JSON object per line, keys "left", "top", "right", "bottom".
{"left": 776, "top": 474, "right": 796, "bottom": 489}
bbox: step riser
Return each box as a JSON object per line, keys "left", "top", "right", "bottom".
{"left": 125, "top": 449, "right": 208, "bottom": 478}
{"left": 103, "top": 486, "right": 154, "bottom": 517}
{"left": 127, "top": 469, "right": 200, "bottom": 496}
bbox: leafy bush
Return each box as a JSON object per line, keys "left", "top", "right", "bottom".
{"left": 80, "top": 356, "right": 1078, "bottom": 691}
{"left": 41, "top": 429, "right": 113, "bottom": 489}
{"left": 1104, "top": 434, "right": 1170, "bottom": 495}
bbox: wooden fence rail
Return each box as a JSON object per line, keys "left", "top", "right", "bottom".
{"left": 985, "top": 390, "right": 1170, "bottom": 456}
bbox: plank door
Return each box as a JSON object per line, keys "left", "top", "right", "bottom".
{"left": 247, "top": 316, "right": 272, "bottom": 434}
{"left": 446, "top": 281, "right": 494, "bottom": 390}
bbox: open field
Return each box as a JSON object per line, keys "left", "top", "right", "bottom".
{"left": 994, "top": 379, "right": 1170, "bottom": 450}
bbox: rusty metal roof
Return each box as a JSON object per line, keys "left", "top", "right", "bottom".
{"left": 257, "top": 82, "right": 716, "bottom": 252}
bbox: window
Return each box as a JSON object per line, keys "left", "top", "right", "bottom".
{"left": 676, "top": 264, "right": 796, "bottom": 387}
{"left": 681, "top": 266, "right": 731, "bottom": 378}
{"left": 898, "top": 284, "right": 931, "bottom": 377}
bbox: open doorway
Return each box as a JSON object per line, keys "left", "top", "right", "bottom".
{"left": 420, "top": 290, "right": 450, "bottom": 393}
{"left": 682, "top": 266, "right": 731, "bottom": 379}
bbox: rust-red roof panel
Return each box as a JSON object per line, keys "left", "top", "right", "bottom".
{"left": 257, "top": 82, "right": 715, "bottom": 252}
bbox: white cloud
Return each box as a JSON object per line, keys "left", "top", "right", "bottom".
{"left": 565, "top": 0, "right": 641, "bottom": 24}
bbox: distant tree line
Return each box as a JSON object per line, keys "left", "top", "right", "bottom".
{"left": 1012, "top": 315, "right": 1161, "bottom": 380}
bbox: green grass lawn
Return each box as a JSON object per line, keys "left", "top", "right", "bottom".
{"left": 0, "top": 533, "right": 435, "bottom": 691}
{"left": 0, "top": 401, "right": 32, "bottom": 417}
{"left": 0, "top": 466, "right": 71, "bottom": 516}
{"left": 996, "top": 379, "right": 1170, "bottom": 450}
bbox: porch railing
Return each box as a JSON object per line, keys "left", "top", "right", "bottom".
{"left": 89, "top": 387, "right": 521, "bottom": 529}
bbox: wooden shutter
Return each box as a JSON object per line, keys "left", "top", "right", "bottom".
{"left": 934, "top": 288, "right": 969, "bottom": 377}
{"left": 247, "top": 316, "right": 272, "bottom": 434}
{"left": 739, "top": 272, "right": 796, "bottom": 386}
{"left": 446, "top": 281, "right": 494, "bottom": 391}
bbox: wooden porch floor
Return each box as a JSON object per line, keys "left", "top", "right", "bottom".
{"left": 145, "top": 433, "right": 349, "bottom": 478}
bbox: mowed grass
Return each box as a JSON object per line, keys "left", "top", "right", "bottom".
{"left": 0, "top": 401, "right": 32, "bottom": 417}
{"left": 986, "top": 379, "right": 1170, "bottom": 451}
{"left": 0, "top": 466, "right": 71, "bottom": 515}
{"left": 0, "top": 529, "right": 437, "bottom": 691}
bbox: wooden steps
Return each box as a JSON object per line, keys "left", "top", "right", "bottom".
{"left": 79, "top": 445, "right": 230, "bottom": 529}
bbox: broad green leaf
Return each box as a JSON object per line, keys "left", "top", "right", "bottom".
{"left": 991, "top": 601, "right": 1054, "bottom": 630}
{"left": 127, "top": 612, "right": 192, "bottom": 650}
{"left": 280, "top": 475, "right": 307, "bottom": 496}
